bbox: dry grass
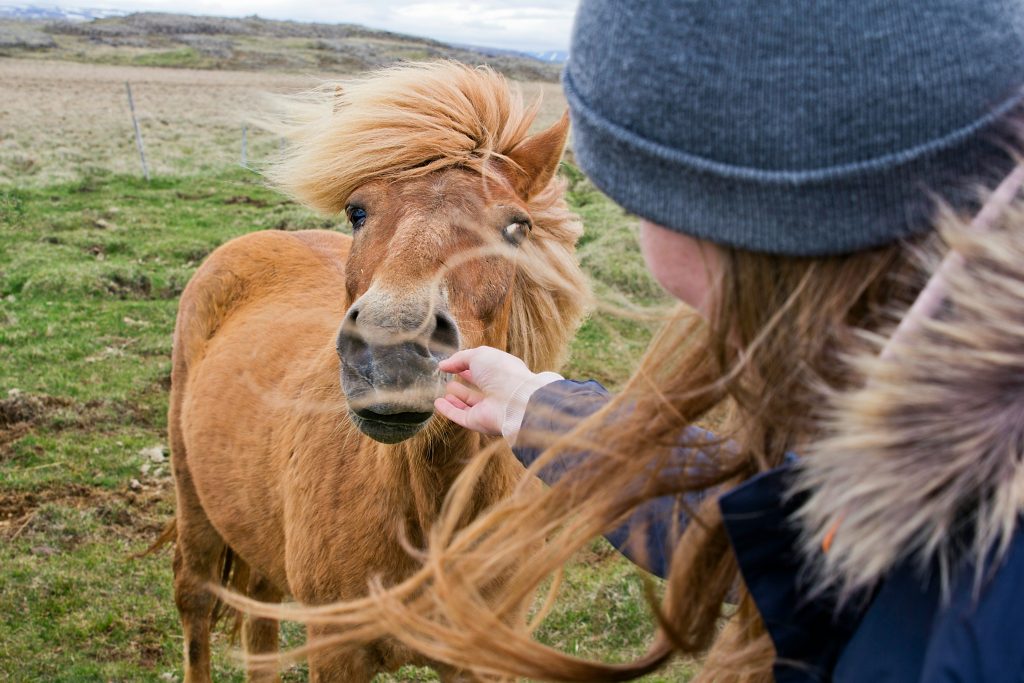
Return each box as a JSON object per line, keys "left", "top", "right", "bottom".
{"left": 0, "top": 58, "right": 567, "bottom": 185}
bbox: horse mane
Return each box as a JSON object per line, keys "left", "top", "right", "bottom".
{"left": 264, "top": 61, "right": 589, "bottom": 373}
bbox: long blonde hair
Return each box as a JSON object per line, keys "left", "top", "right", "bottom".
{"left": 224, "top": 223, "right": 922, "bottom": 680}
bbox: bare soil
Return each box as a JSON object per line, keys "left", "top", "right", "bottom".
{"left": 0, "top": 479, "right": 170, "bottom": 541}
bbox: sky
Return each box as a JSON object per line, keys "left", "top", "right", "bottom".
{"left": 45, "top": 1, "right": 580, "bottom": 52}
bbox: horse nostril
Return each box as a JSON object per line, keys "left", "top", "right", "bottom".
{"left": 431, "top": 312, "right": 459, "bottom": 356}
{"left": 337, "top": 304, "right": 367, "bottom": 358}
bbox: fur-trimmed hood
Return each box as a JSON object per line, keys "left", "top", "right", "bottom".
{"left": 795, "top": 195, "right": 1024, "bottom": 601}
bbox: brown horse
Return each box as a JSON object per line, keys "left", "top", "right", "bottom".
{"left": 168, "top": 62, "right": 588, "bottom": 682}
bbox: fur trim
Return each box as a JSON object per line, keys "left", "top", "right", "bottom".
{"left": 795, "top": 200, "right": 1024, "bottom": 601}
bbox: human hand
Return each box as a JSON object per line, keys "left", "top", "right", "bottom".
{"left": 434, "top": 346, "right": 561, "bottom": 441}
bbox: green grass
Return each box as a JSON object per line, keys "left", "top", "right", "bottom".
{"left": 0, "top": 166, "right": 680, "bottom": 681}
{"left": 130, "top": 47, "right": 212, "bottom": 69}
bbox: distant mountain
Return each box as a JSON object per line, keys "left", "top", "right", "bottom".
{"left": 449, "top": 42, "right": 567, "bottom": 65}
{"left": 0, "top": 5, "right": 125, "bottom": 21}
{"left": 528, "top": 50, "right": 568, "bottom": 63}
{"left": 0, "top": 6, "right": 568, "bottom": 63}
{"left": 0, "top": 9, "right": 563, "bottom": 80}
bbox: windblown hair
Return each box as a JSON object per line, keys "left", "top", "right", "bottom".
{"left": 225, "top": 65, "right": 1021, "bottom": 683}
{"left": 264, "top": 61, "right": 586, "bottom": 372}
{"left": 224, "top": 230, "right": 920, "bottom": 681}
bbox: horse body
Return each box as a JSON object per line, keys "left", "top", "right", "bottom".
{"left": 168, "top": 63, "right": 587, "bottom": 682}
{"left": 172, "top": 229, "right": 514, "bottom": 679}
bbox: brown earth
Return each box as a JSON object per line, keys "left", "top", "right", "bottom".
{"left": 0, "top": 479, "right": 170, "bottom": 542}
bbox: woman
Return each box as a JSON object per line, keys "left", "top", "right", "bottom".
{"left": 261, "top": 1, "right": 1024, "bottom": 680}
{"left": 428, "top": 1, "right": 1024, "bottom": 680}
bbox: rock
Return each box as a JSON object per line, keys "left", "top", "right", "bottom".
{"left": 139, "top": 445, "right": 167, "bottom": 463}
{"left": 129, "top": 478, "right": 143, "bottom": 491}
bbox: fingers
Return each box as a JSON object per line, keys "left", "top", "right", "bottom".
{"left": 438, "top": 345, "right": 509, "bottom": 376}
{"left": 446, "top": 395, "right": 470, "bottom": 410}
{"left": 434, "top": 396, "right": 469, "bottom": 428}
{"left": 445, "top": 380, "right": 483, "bottom": 406}
{"left": 438, "top": 347, "right": 480, "bottom": 374}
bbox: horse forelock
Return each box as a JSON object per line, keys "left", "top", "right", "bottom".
{"left": 269, "top": 61, "right": 536, "bottom": 216}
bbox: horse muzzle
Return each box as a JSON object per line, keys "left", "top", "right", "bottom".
{"left": 335, "top": 295, "right": 460, "bottom": 444}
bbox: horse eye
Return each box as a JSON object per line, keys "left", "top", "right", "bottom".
{"left": 502, "top": 221, "right": 530, "bottom": 246}
{"left": 346, "top": 205, "right": 367, "bottom": 231}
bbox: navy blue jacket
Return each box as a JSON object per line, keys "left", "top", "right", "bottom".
{"left": 513, "top": 379, "right": 1024, "bottom": 682}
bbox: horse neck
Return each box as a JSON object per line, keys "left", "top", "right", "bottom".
{"left": 383, "top": 427, "right": 514, "bottom": 539}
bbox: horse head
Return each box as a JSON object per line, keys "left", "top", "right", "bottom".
{"left": 269, "top": 63, "right": 587, "bottom": 444}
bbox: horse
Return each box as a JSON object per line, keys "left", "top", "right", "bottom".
{"left": 167, "top": 62, "right": 588, "bottom": 682}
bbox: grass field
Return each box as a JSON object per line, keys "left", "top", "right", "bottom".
{"left": 0, "top": 58, "right": 566, "bottom": 186}
{"left": 0, "top": 57, "right": 692, "bottom": 682}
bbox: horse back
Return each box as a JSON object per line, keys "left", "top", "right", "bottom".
{"left": 169, "top": 229, "right": 352, "bottom": 587}
{"left": 173, "top": 229, "right": 350, "bottom": 369}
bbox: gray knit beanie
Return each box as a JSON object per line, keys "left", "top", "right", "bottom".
{"left": 564, "top": 0, "right": 1024, "bottom": 256}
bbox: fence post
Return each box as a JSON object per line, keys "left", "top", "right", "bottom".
{"left": 241, "top": 124, "right": 248, "bottom": 167}
{"left": 125, "top": 82, "right": 150, "bottom": 182}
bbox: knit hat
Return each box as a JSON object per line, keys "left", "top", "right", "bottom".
{"left": 564, "top": 0, "right": 1024, "bottom": 256}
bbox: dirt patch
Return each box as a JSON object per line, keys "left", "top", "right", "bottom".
{"left": 104, "top": 272, "right": 153, "bottom": 299}
{"left": 129, "top": 616, "right": 168, "bottom": 669}
{"left": 0, "top": 421, "right": 32, "bottom": 454}
{"left": 0, "top": 391, "right": 74, "bottom": 428}
{"left": 0, "top": 482, "right": 98, "bottom": 538}
{"left": 0, "top": 480, "right": 171, "bottom": 543}
{"left": 0, "top": 391, "right": 75, "bottom": 458}
{"left": 0, "top": 392, "right": 119, "bottom": 460}
{"left": 175, "top": 191, "right": 215, "bottom": 200}
{"left": 223, "top": 194, "right": 269, "bottom": 207}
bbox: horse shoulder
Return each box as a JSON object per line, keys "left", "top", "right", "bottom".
{"left": 174, "top": 229, "right": 351, "bottom": 367}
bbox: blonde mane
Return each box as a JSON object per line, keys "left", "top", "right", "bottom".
{"left": 266, "top": 60, "right": 589, "bottom": 372}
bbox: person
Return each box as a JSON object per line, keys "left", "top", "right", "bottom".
{"left": 424, "top": 1, "right": 1024, "bottom": 681}
{"left": 258, "top": 1, "right": 1024, "bottom": 681}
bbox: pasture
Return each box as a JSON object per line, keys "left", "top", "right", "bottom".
{"left": 0, "top": 58, "right": 691, "bottom": 681}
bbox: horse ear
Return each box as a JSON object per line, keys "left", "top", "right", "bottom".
{"left": 505, "top": 110, "right": 570, "bottom": 200}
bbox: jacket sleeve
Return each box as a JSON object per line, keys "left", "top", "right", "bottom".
{"left": 512, "top": 379, "right": 710, "bottom": 578}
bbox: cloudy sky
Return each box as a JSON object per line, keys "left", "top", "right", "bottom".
{"left": 49, "top": 1, "right": 580, "bottom": 52}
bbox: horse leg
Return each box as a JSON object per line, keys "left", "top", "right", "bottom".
{"left": 243, "top": 570, "right": 284, "bottom": 683}
{"left": 172, "top": 462, "right": 226, "bottom": 683}
{"left": 305, "top": 625, "right": 376, "bottom": 683}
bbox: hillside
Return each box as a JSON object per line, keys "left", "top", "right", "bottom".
{"left": 0, "top": 11, "right": 563, "bottom": 81}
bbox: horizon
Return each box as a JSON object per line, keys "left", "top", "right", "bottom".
{"left": 0, "top": 1, "right": 578, "bottom": 53}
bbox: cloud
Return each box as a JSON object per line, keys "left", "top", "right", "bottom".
{"left": 48, "top": 0, "right": 578, "bottom": 51}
